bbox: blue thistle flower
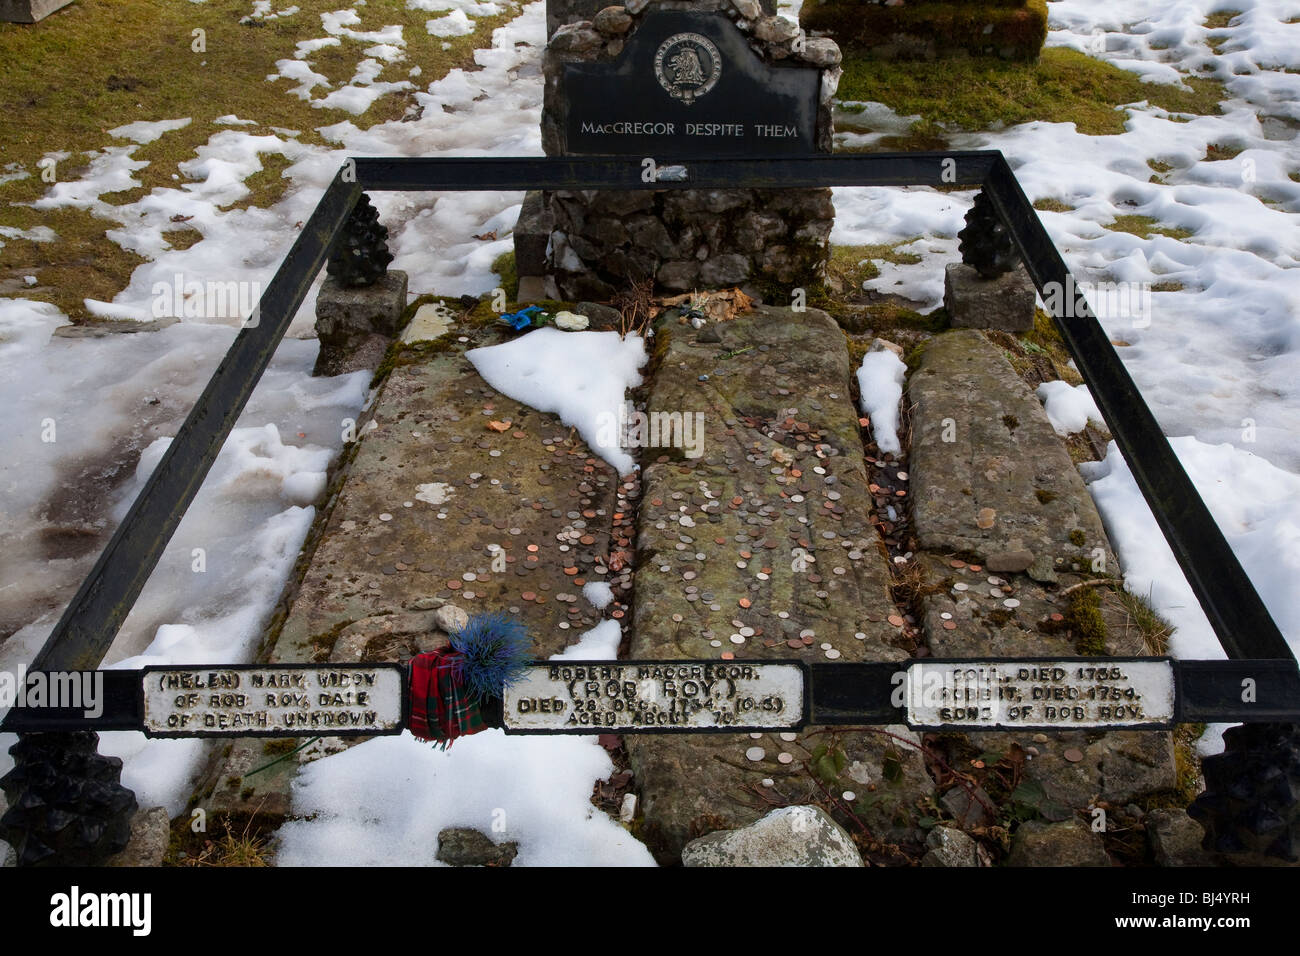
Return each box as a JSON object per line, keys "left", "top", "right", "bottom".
{"left": 449, "top": 611, "right": 533, "bottom": 701}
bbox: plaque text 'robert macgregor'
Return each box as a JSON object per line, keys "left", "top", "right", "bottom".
{"left": 505, "top": 662, "right": 806, "bottom": 732}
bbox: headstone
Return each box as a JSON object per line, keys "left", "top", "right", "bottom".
{"left": 0, "top": 0, "right": 75, "bottom": 23}
{"left": 517, "top": 1, "right": 841, "bottom": 299}
{"left": 552, "top": 8, "right": 819, "bottom": 157}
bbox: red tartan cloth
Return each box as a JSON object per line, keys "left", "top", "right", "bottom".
{"left": 407, "top": 649, "right": 487, "bottom": 746}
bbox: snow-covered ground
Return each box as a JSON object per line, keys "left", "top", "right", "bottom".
{"left": 1, "top": 0, "right": 1298, "bottom": 862}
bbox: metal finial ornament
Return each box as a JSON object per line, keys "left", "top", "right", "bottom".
{"left": 326, "top": 193, "right": 394, "bottom": 288}
{"left": 1189, "top": 722, "right": 1300, "bottom": 861}
{"left": 0, "top": 732, "right": 137, "bottom": 866}
{"left": 958, "top": 190, "right": 1020, "bottom": 279}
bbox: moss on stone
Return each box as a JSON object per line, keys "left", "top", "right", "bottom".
{"left": 1034, "top": 488, "right": 1056, "bottom": 504}
{"left": 1068, "top": 528, "right": 1087, "bottom": 547}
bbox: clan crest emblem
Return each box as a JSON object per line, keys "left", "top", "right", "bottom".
{"left": 654, "top": 32, "right": 722, "bottom": 104}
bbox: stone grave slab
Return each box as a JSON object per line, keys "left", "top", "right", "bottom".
{"left": 906, "top": 330, "right": 1177, "bottom": 838}
{"left": 203, "top": 345, "right": 627, "bottom": 821}
{"left": 625, "top": 306, "right": 932, "bottom": 861}
{"left": 908, "top": 329, "right": 1114, "bottom": 584}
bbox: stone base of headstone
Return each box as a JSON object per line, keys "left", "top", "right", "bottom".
{"left": 513, "top": 190, "right": 553, "bottom": 280}
{"left": 541, "top": 3, "right": 841, "bottom": 297}
{"left": 515, "top": 274, "right": 558, "bottom": 303}
{"left": 313, "top": 270, "right": 408, "bottom": 376}
{"left": 944, "top": 262, "right": 1036, "bottom": 332}
{"left": 0, "top": 0, "right": 74, "bottom": 23}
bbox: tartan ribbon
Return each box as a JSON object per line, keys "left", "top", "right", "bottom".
{"left": 407, "top": 648, "right": 488, "bottom": 747}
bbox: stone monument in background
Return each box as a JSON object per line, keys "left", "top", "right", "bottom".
{"left": 515, "top": 0, "right": 842, "bottom": 301}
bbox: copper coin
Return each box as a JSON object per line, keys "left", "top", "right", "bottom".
{"left": 521, "top": 591, "right": 536, "bottom": 601}
{"left": 786, "top": 639, "right": 803, "bottom": 649}
{"left": 1063, "top": 748, "right": 1084, "bottom": 763}
{"left": 950, "top": 559, "right": 966, "bottom": 569}
{"left": 527, "top": 544, "right": 539, "bottom": 553}
{"left": 739, "top": 598, "right": 751, "bottom": 608}
{"left": 447, "top": 581, "right": 461, "bottom": 590}
{"left": 720, "top": 652, "right": 734, "bottom": 660}
{"left": 942, "top": 620, "right": 957, "bottom": 630}
{"left": 887, "top": 614, "right": 905, "bottom": 627}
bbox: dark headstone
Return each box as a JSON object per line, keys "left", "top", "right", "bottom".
{"left": 557, "top": 9, "right": 818, "bottom": 158}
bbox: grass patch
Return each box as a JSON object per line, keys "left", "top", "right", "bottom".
{"left": 836, "top": 47, "right": 1224, "bottom": 139}
{"left": 1109, "top": 587, "right": 1174, "bottom": 655}
{"left": 1205, "top": 141, "right": 1244, "bottom": 161}
{"left": 1105, "top": 214, "right": 1194, "bottom": 241}
{"left": 827, "top": 241, "right": 923, "bottom": 287}
{"left": 1203, "top": 11, "right": 1243, "bottom": 30}
{"left": 0, "top": 0, "right": 517, "bottom": 321}
{"left": 161, "top": 228, "right": 203, "bottom": 251}
{"left": 1150, "top": 279, "right": 1185, "bottom": 292}
{"left": 1032, "top": 198, "right": 1074, "bottom": 213}
{"left": 491, "top": 249, "right": 519, "bottom": 302}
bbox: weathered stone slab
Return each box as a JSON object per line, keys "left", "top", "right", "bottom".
{"left": 909, "top": 329, "right": 1112, "bottom": 583}
{"left": 908, "top": 329, "right": 1177, "bottom": 845}
{"left": 944, "top": 262, "right": 1036, "bottom": 332}
{"left": 626, "top": 306, "right": 931, "bottom": 861}
{"left": 205, "top": 344, "right": 626, "bottom": 820}
{"left": 681, "top": 805, "right": 862, "bottom": 867}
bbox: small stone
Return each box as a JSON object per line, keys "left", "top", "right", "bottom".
{"left": 549, "top": 22, "right": 604, "bottom": 55}
{"left": 436, "top": 827, "right": 519, "bottom": 867}
{"left": 435, "top": 604, "right": 469, "bottom": 634}
{"left": 1006, "top": 819, "right": 1112, "bottom": 867}
{"left": 681, "top": 806, "right": 863, "bottom": 867}
{"left": 985, "top": 550, "right": 1034, "bottom": 573}
{"left": 754, "top": 15, "right": 800, "bottom": 44}
{"left": 1146, "top": 809, "right": 1215, "bottom": 867}
{"left": 797, "top": 36, "right": 841, "bottom": 68}
{"left": 921, "top": 826, "right": 980, "bottom": 868}
{"left": 592, "top": 5, "right": 633, "bottom": 35}
{"left": 554, "top": 310, "right": 590, "bottom": 331}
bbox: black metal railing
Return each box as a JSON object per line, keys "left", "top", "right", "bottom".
{"left": 3, "top": 153, "right": 1295, "bottom": 864}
